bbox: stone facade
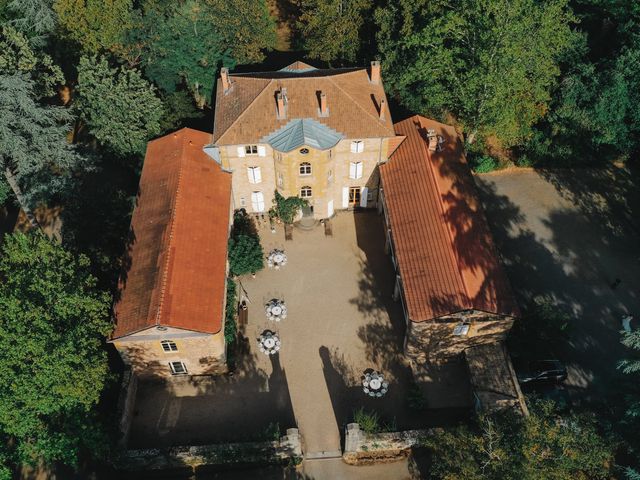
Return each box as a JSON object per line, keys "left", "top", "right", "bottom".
{"left": 112, "top": 326, "right": 227, "bottom": 379}
{"left": 220, "top": 138, "right": 393, "bottom": 219}
{"left": 404, "top": 310, "right": 515, "bottom": 363}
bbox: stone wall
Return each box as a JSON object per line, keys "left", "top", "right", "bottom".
{"left": 219, "top": 138, "right": 392, "bottom": 219}
{"left": 343, "top": 423, "right": 433, "bottom": 466}
{"left": 112, "top": 327, "right": 228, "bottom": 379}
{"left": 118, "top": 428, "right": 302, "bottom": 471}
{"left": 405, "top": 310, "right": 514, "bottom": 363}
{"left": 116, "top": 368, "right": 138, "bottom": 447}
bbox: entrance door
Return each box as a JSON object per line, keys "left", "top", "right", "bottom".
{"left": 349, "top": 187, "right": 361, "bottom": 206}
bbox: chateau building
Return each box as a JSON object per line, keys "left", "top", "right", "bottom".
{"left": 207, "top": 61, "right": 404, "bottom": 219}
{"left": 110, "top": 129, "right": 232, "bottom": 378}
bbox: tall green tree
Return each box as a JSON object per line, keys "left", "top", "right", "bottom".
{"left": 205, "top": 0, "right": 276, "bottom": 64}
{"left": 136, "top": 1, "right": 235, "bottom": 108}
{"left": 423, "top": 400, "right": 614, "bottom": 479}
{"left": 0, "top": 232, "right": 112, "bottom": 473}
{"left": 3, "top": 0, "right": 56, "bottom": 44}
{"left": 619, "top": 327, "right": 640, "bottom": 479}
{"left": 75, "top": 55, "right": 163, "bottom": 156}
{"left": 0, "top": 75, "right": 81, "bottom": 213}
{"left": 375, "top": 0, "right": 578, "bottom": 148}
{"left": 53, "top": 0, "right": 134, "bottom": 53}
{"left": 298, "top": 0, "right": 372, "bottom": 64}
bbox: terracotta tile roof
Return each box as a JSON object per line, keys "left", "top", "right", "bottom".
{"left": 380, "top": 115, "right": 519, "bottom": 322}
{"left": 112, "top": 128, "right": 232, "bottom": 339}
{"left": 213, "top": 62, "right": 395, "bottom": 145}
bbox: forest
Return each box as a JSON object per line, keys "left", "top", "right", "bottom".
{"left": 0, "top": 0, "right": 639, "bottom": 477}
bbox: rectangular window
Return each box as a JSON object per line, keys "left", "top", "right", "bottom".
{"left": 247, "top": 166, "right": 262, "bottom": 184}
{"left": 327, "top": 170, "right": 333, "bottom": 185}
{"left": 277, "top": 172, "right": 284, "bottom": 188}
{"left": 349, "top": 162, "right": 363, "bottom": 179}
{"left": 251, "top": 191, "right": 265, "bottom": 212}
{"left": 161, "top": 340, "right": 177, "bottom": 352}
{"left": 453, "top": 322, "right": 471, "bottom": 336}
{"left": 245, "top": 145, "right": 258, "bottom": 155}
{"left": 349, "top": 187, "right": 361, "bottom": 205}
{"left": 350, "top": 140, "right": 364, "bottom": 153}
{"left": 240, "top": 197, "right": 246, "bottom": 207}
{"left": 169, "top": 361, "right": 187, "bottom": 375}
{"left": 257, "top": 145, "right": 266, "bottom": 157}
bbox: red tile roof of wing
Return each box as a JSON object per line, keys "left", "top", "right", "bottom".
{"left": 112, "top": 128, "right": 232, "bottom": 338}
{"left": 380, "top": 116, "right": 519, "bottom": 321}
{"left": 212, "top": 63, "right": 395, "bottom": 145}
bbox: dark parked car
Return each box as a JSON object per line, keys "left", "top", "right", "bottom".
{"left": 516, "top": 360, "right": 567, "bottom": 385}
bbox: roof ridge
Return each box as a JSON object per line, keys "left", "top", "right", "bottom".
{"left": 154, "top": 132, "right": 187, "bottom": 326}
{"left": 327, "top": 71, "right": 390, "bottom": 132}
{"left": 418, "top": 119, "right": 473, "bottom": 308}
{"left": 216, "top": 79, "right": 274, "bottom": 144}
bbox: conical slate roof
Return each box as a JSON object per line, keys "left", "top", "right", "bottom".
{"left": 261, "top": 118, "right": 344, "bottom": 152}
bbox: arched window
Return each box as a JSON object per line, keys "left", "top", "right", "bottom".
{"left": 300, "top": 186, "right": 312, "bottom": 198}
{"left": 299, "top": 162, "right": 312, "bottom": 176}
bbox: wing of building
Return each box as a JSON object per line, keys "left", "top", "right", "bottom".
{"left": 209, "top": 61, "right": 403, "bottom": 219}
{"left": 379, "top": 115, "right": 519, "bottom": 363}
{"left": 110, "top": 128, "right": 232, "bottom": 378}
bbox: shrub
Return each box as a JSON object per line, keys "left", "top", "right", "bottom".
{"left": 353, "top": 407, "right": 380, "bottom": 434}
{"left": 228, "top": 234, "right": 264, "bottom": 276}
{"left": 269, "top": 190, "right": 307, "bottom": 224}
{"left": 470, "top": 155, "right": 499, "bottom": 173}
{"left": 224, "top": 278, "right": 237, "bottom": 344}
{"left": 407, "top": 381, "right": 428, "bottom": 411}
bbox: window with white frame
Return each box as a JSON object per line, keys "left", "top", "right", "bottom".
{"left": 245, "top": 145, "right": 258, "bottom": 155}
{"left": 161, "top": 340, "right": 177, "bottom": 352}
{"left": 169, "top": 360, "right": 187, "bottom": 375}
{"left": 299, "top": 162, "right": 311, "bottom": 176}
{"left": 247, "top": 166, "right": 262, "bottom": 184}
{"left": 300, "top": 186, "right": 312, "bottom": 198}
{"left": 453, "top": 321, "right": 471, "bottom": 336}
{"left": 240, "top": 197, "right": 246, "bottom": 207}
{"left": 251, "top": 191, "right": 265, "bottom": 212}
{"left": 350, "top": 140, "right": 364, "bottom": 153}
{"left": 349, "top": 161, "right": 363, "bottom": 179}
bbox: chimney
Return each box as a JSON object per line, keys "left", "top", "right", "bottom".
{"left": 379, "top": 99, "right": 386, "bottom": 121}
{"left": 319, "top": 92, "right": 328, "bottom": 117}
{"left": 276, "top": 92, "right": 286, "bottom": 119}
{"left": 427, "top": 129, "right": 439, "bottom": 152}
{"left": 370, "top": 61, "right": 381, "bottom": 84}
{"left": 221, "top": 67, "right": 230, "bottom": 93}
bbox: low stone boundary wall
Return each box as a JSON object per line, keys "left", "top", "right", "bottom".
{"left": 118, "top": 428, "right": 302, "bottom": 471}
{"left": 343, "top": 423, "right": 433, "bottom": 465}
{"left": 116, "top": 368, "right": 138, "bottom": 448}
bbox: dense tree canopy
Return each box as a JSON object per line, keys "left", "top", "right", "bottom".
{"left": 376, "top": 0, "right": 578, "bottom": 148}
{"left": 136, "top": 0, "right": 235, "bottom": 108}
{"left": 424, "top": 401, "right": 614, "bottom": 480}
{"left": 53, "top": 0, "right": 133, "bottom": 53}
{"left": 75, "top": 55, "right": 163, "bottom": 156}
{"left": 298, "top": 0, "right": 372, "bottom": 64}
{"left": 0, "top": 233, "right": 112, "bottom": 473}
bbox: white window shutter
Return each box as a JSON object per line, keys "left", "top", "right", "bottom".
{"left": 350, "top": 141, "right": 357, "bottom": 153}
{"left": 327, "top": 200, "right": 334, "bottom": 217}
{"left": 256, "top": 191, "right": 265, "bottom": 211}
{"left": 356, "top": 162, "right": 363, "bottom": 179}
{"left": 357, "top": 141, "right": 364, "bottom": 153}
{"left": 251, "top": 192, "right": 259, "bottom": 210}
{"left": 349, "top": 162, "right": 357, "bottom": 179}
{"left": 360, "top": 187, "right": 368, "bottom": 208}
{"left": 254, "top": 166, "right": 262, "bottom": 183}
{"left": 342, "top": 187, "right": 349, "bottom": 208}
{"left": 257, "top": 145, "right": 266, "bottom": 157}
{"left": 237, "top": 146, "right": 245, "bottom": 157}
{"left": 247, "top": 167, "right": 254, "bottom": 183}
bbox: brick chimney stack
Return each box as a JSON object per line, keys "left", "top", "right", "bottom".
{"left": 221, "top": 67, "right": 230, "bottom": 92}
{"left": 379, "top": 99, "right": 386, "bottom": 121}
{"left": 319, "top": 92, "right": 328, "bottom": 117}
{"left": 370, "top": 61, "right": 381, "bottom": 84}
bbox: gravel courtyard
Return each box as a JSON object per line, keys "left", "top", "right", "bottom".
{"left": 129, "top": 211, "right": 469, "bottom": 453}
{"left": 476, "top": 166, "right": 640, "bottom": 402}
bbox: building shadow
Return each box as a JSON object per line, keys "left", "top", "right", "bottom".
{"left": 128, "top": 335, "right": 296, "bottom": 448}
